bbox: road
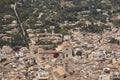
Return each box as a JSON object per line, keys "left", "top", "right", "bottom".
{"left": 12, "top": 3, "right": 29, "bottom": 48}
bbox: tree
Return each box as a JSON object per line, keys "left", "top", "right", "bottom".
{"left": 109, "top": 37, "right": 120, "bottom": 45}
{"left": 36, "top": 40, "right": 53, "bottom": 45}
{"left": 113, "top": 78, "right": 120, "bottom": 80}
{"left": 0, "top": 58, "right": 7, "bottom": 63}
{"left": 76, "top": 51, "right": 82, "bottom": 56}
{"left": 60, "top": 25, "right": 71, "bottom": 35}
{"left": 11, "top": 33, "right": 26, "bottom": 47}
{"left": 81, "top": 25, "right": 108, "bottom": 34}
{"left": 113, "top": 20, "right": 120, "bottom": 27}
{"left": 0, "top": 39, "right": 10, "bottom": 48}
{"left": 41, "top": 57, "right": 46, "bottom": 60}
{"left": 0, "top": 0, "right": 17, "bottom": 6}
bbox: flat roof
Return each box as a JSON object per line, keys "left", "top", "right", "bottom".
{"left": 39, "top": 51, "right": 63, "bottom": 54}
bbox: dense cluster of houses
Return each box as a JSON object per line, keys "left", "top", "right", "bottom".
{"left": 0, "top": 0, "right": 120, "bottom": 80}
{"left": 0, "top": 26, "right": 120, "bottom": 80}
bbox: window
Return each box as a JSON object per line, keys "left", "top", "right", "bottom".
{"left": 66, "top": 48, "right": 68, "bottom": 50}
{"left": 66, "top": 54, "right": 68, "bottom": 57}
